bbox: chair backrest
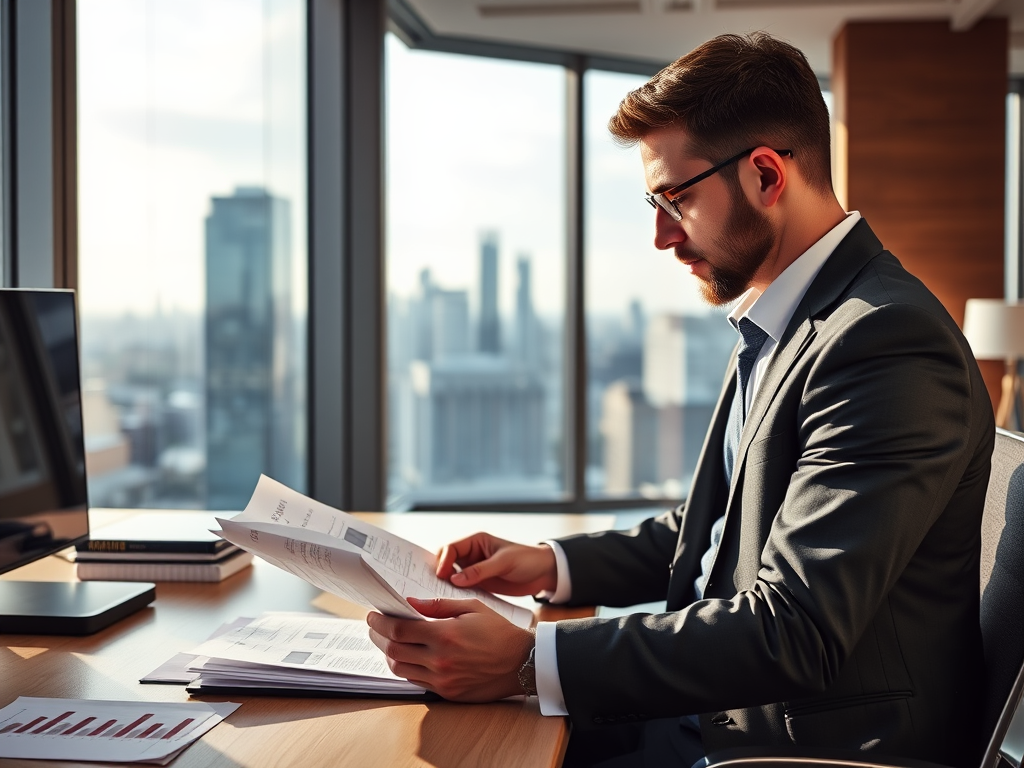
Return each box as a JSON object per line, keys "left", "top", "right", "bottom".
{"left": 978, "top": 428, "right": 1024, "bottom": 768}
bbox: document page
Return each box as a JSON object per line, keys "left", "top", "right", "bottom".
{"left": 0, "top": 697, "right": 238, "bottom": 764}
{"left": 215, "top": 475, "right": 534, "bottom": 628}
{"left": 187, "top": 612, "right": 412, "bottom": 685}
{"left": 216, "top": 517, "right": 420, "bottom": 620}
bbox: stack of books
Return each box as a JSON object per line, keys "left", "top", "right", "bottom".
{"left": 76, "top": 512, "right": 253, "bottom": 583}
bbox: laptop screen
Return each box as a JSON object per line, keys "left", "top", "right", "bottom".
{"left": 0, "top": 289, "right": 89, "bottom": 575}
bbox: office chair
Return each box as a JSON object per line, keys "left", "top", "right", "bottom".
{"left": 696, "top": 427, "right": 1024, "bottom": 768}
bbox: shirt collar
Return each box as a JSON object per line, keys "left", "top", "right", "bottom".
{"left": 728, "top": 211, "right": 862, "bottom": 341}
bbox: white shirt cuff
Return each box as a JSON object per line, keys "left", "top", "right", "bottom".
{"left": 535, "top": 621, "right": 568, "bottom": 716}
{"left": 535, "top": 540, "right": 572, "bottom": 604}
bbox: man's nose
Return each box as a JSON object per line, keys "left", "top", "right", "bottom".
{"left": 653, "top": 206, "right": 686, "bottom": 251}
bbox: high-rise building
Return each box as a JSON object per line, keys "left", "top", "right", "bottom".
{"left": 645, "top": 313, "right": 735, "bottom": 488}
{"left": 431, "top": 289, "right": 471, "bottom": 360}
{"left": 515, "top": 255, "right": 541, "bottom": 368}
{"left": 409, "top": 357, "right": 545, "bottom": 485}
{"left": 478, "top": 232, "right": 500, "bottom": 354}
{"left": 204, "top": 186, "right": 294, "bottom": 509}
{"left": 600, "top": 378, "right": 656, "bottom": 494}
{"left": 600, "top": 312, "right": 735, "bottom": 494}
{"left": 643, "top": 314, "right": 734, "bottom": 409}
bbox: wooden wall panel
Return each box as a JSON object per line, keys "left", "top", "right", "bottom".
{"left": 833, "top": 19, "right": 1008, "bottom": 411}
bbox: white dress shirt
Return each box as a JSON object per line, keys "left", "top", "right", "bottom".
{"left": 533, "top": 211, "right": 862, "bottom": 717}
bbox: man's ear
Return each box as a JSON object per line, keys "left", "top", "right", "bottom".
{"left": 743, "top": 147, "right": 787, "bottom": 208}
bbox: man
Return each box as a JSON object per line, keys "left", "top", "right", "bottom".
{"left": 368, "top": 32, "right": 994, "bottom": 768}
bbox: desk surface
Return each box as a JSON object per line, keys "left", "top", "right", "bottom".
{"left": 0, "top": 511, "right": 615, "bottom": 768}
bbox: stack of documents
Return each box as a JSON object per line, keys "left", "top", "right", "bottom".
{"left": 213, "top": 475, "right": 535, "bottom": 628}
{"left": 185, "top": 612, "right": 426, "bottom": 698}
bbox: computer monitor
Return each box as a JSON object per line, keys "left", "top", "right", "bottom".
{"left": 0, "top": 288, "right": 154, "bottom": 635}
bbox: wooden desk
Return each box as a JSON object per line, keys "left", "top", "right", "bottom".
{"left": 0, "top": 512, "right": 614, "bottom": 768}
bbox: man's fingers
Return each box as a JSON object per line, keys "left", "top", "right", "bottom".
{"left": 436, "top": 543, "right": 461, "bottom": 579}
{"left": 408, "top": 596, "right": 486, "bottom": 619}
{"left": 389, "top": 660, "right": 432, "bottom": 688}
{"left": 449, "top": 549, "right": 511, "bottom": 587}
{"left": 366, "top": 611, "right": 428, "bottom": 644}
{"left": 368, "top": 626, "right": 431, "bottom": 666}
{"left": 435, "top": 533, "right": 505, "bottom": 579}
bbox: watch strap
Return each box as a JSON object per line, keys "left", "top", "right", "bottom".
{"left": 517, "top": 640, "right": 537, "bottom": 697}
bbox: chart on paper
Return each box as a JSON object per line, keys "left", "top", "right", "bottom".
{"left": 0, "top": 697, "right": 239, "bottom": 763}
{"left": 0, "top": 708, "right": 199, "bottom": 739}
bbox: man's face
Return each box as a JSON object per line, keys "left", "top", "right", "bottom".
{"left": 640, "top": 128, "right": 777, "bottom": 305}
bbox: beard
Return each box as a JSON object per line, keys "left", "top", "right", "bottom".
{"left": 678, "top": 187, "right": 777, "bottom": 306}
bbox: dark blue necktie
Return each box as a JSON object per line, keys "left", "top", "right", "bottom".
{"left": 722, "top": 317, "right": 770, "bottom": 486}
{"left": 695, "top": 317, "right": 768, "bottom": 600}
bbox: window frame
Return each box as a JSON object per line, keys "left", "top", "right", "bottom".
{"left": 383, "top": 1, "right": 678, "bottom": 513}
{"left": 0, "top": 0, "right": 77, "bottom": 291}
{"left": 50, "top": 1, "right": 1024, "bottom": 514}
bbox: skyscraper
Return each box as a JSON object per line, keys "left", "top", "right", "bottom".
{"left": 599, "top": 312, "right": 735, "bottom": 494}
{"left": 204, "top": 186, "right": 293, "bottom": 509}
{"left": 515, "top": 255, "right": 540, "bottom": 367}
{"left": 600, "top": 378, "right": 657, "bottom": 494}
{"left": 478, "top": 232, "right": 500, "bottom": 354}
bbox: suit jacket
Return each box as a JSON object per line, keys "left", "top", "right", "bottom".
{"left": 554, "top": 220, "right": 994, "bottom": 767}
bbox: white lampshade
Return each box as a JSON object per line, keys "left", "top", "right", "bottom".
{"left": 963, "top": 299, "right": 1024, "bottom": 359}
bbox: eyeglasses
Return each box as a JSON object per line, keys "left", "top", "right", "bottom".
{"left": 645, "top": 147, "right": 793, "bottom": 221}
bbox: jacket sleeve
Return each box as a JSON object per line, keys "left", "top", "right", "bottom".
{"left": 554, "top": 506, "right": 684, "bottom": 607}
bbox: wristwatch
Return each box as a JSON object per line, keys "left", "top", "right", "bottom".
{"left": 517, "top": 641, "right": 538, "bottom": 697}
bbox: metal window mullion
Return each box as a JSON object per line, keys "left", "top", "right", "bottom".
{"left": 564, "top": 58, "right": 586, "bottom": 512}
{"left": 308, "top": 0, "right": 346, "bottom": 508}
{"left": 1, "top": 0, "right": 12, "bottom": 287}
{"left": 12, "top": 0, "right": 55, "bottom": 288}
{"left": 51, "top": 0, "right": 75, "bottom": 291}
{"left": 344, "top": 0, "right": 387, "bottom": 511}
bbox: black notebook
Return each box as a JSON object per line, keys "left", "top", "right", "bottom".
{"left": 77, "top": 512, "right": 236, "bottom": 555}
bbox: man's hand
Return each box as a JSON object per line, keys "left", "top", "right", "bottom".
{"left": 366, "top": 597, "right": 535, "bottom": 702}
{"left": 436, "top": 533, "right": 557, "bottom": 596}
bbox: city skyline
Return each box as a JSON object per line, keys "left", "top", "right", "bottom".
{"left": 74, "top": 11, "right": 738, "bottom": 510}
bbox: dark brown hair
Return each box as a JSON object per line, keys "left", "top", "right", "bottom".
{"left": 608, "top": 32, "right": 833, "bottom": 194}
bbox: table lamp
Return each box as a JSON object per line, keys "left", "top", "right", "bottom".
{"left": 963, "top": 298, "right": 1024, "bottom": 430}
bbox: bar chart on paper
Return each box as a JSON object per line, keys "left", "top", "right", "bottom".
{"left": 0, "top": 697, "right": 240, "bottom": 764}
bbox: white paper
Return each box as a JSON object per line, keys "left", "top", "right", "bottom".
{"left": 185, "top": 613, "right": 425, "bottom": 695}
{"left": 0, "top": 697, "right": 239, "bottom": 764}
{"left": 215, "top": 475, "right": 534, "bottom": 628}
{"left": 140, "top": 616, "right": 255, "bottom": 684}
{"left": 188, "top": 613, "right": 403, "bottom": 681}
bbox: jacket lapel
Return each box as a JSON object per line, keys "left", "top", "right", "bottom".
{"left": 724, "top": 220, "right": 886, "bottom": 519}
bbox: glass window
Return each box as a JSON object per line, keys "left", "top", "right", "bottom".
{"left": 77, "top": 0, "right": 307, "bottom": 509}
{"left": 584, "top": 70, "right": 736, "bottom": 500}
{"left": 385, "top": 34, "right": 566, "bottom": 508}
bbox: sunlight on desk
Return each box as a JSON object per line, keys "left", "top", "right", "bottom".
{"left": 0, "top": 511, "right": 616, "bottom": 768}
{"left": 7, "top": 647, "right": 47, "bottom": 660}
